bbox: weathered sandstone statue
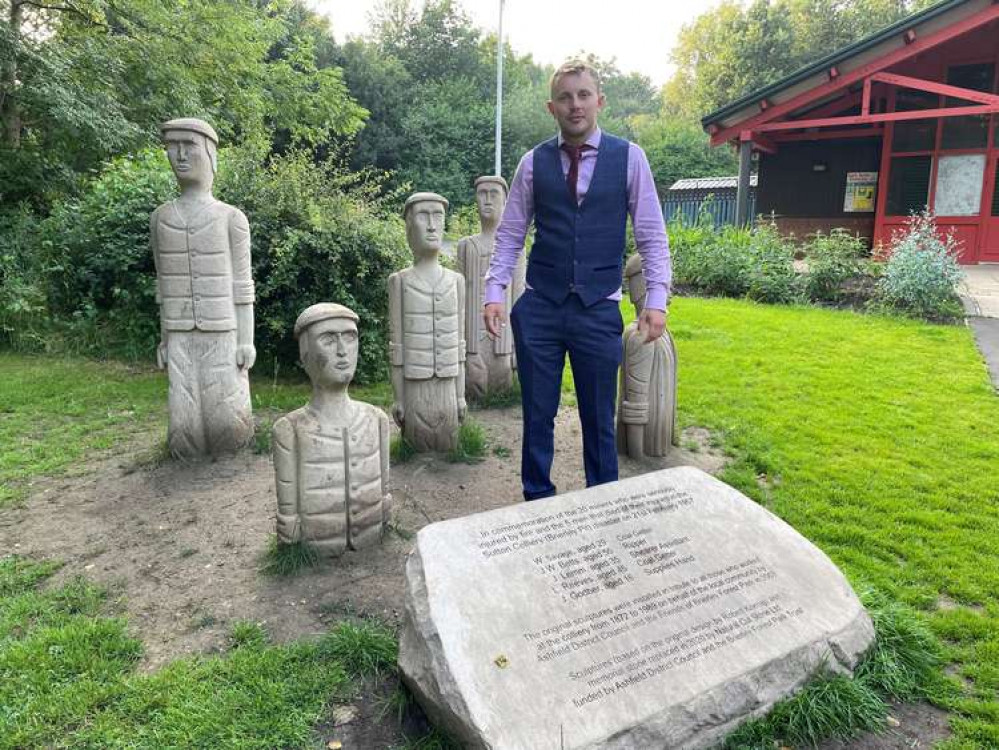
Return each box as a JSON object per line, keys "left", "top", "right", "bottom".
{"left": 272, "top": 304, "right": 391, "bottom": 556}
{"left": 151, "top": 118, "right": 254, "bottom": 459}
{"left": 388, "top": 192, "right": 466, "bottom": 452}
{"left": 457, "top": 175, "right": 524, "bottom": 400}
{"left": 617, "top": 253, "right": 678, "bottom": 459}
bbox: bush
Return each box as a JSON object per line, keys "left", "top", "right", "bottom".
{"left": 744, "top": 222, "right": 798, "bottom": 304}
{"left": 670, "top": 217, "right": 752, "bottom": 298}
{"left": 12, "top": 143, "right": 408, "bottom": 381}
{"left": 802, "top": 230, "right": 868, "bottom": 303}
{"left": 670, "top": 216, "right": 797, "bottom": 303}
{"left": 0, "top": 206, "right": 46, "bottom": 350}
{"left": 875, "top": 211, "right": 964, "bottom": 321}
{"left": 217, "top": 143, "right": 408, "bottom": 384}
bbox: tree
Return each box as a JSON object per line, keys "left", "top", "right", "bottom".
{"left": 664, "top": 0, "right": 937, "bottom": 117}
{"left": 632, "top": 114, "right": 739, "bottom": 192}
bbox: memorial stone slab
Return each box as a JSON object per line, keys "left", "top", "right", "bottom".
{"left": 399, "top": 466, "right": 874, "bottom": 750}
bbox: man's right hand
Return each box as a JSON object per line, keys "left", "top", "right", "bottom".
{"left": 484, "top": 302, "right": 507, "bottom": 339}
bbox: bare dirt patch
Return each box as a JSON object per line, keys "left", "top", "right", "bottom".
{"left": 0, "top": 406, "right": 950, "bottom": 748}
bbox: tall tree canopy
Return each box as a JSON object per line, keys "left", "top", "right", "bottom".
{"left": 664, "top": 0, "right": 937, "bottom": 117}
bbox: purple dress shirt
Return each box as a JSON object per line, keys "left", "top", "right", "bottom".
{"left": 484, "top": 128, "right": 671, "bottom": 311}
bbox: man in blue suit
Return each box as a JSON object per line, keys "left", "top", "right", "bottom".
{"left": 483, "top": 59, "right": 672, "bottom": 500}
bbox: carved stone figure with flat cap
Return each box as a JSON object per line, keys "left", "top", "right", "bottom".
{"left": 151, "top": 117, "right": 255, "bottom": 459}
{"left": 388, "top": 192, "right": 466, "bottom": 452}
{"left": 617, "top": 253, "right": 678, "bottom": 459}
{"left": 272, "top": 303, "right": 391, "bottom": 556}
{"left": 458, "top": 175, "right": 524, "bottom": 400}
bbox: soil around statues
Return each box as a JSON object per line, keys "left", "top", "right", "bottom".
{"left": 0, "top": 406, "right": 950, "bottom": 749}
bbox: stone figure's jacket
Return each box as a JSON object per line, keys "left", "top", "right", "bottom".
{"left": 272, "top": 402, "right": 391, "bottom": 556}
{"left": 152, "top": 199, "right": 254, "bottom": 331}
{"left": 390, "top": 267, "right": 464, "bottom": 378}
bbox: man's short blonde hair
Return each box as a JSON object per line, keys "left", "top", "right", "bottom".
{"left": 549, "top": 59, "right": 602, "bottom": 98}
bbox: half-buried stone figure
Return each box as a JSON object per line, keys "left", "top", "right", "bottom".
{"left": 272, "top": 304, "right": 392, "bottom": 556}
{"left": 151, "top": 118, "right": 255, "bottom": 459}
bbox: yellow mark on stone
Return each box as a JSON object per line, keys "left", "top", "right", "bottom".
{"left": 493, "top": 654, "right": 510, "bottom": 668}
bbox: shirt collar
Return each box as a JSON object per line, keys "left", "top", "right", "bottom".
{"left": 557, "top": 127, "right": 602, "bottom": 150}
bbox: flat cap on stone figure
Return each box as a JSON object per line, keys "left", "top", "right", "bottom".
{"left": 458, "top": 176, "right": 525, "bottom": 401}
{"left": 617, "top": 253, "right": 679, "bottom": 459}
{"left": 151, "top": 117, "right": 255, "bottom": 459}
{"left": 272, "top": 304, "right": 392, "bottom": 557}
{"left": 388, "top": 192, "right": 467, "bottom": 452}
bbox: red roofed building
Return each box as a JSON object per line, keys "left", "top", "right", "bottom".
{"left": 702, "top": 0, "right": 999, "bottom": 263}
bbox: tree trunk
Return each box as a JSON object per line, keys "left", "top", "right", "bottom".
{"left": 1, "top": 0, "right": 23, "bottom": 148}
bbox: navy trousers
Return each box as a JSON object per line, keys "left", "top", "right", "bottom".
{"left": 510, "top": 290, "right": 623, "bottom": 500}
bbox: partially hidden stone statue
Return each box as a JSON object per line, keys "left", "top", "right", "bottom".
{"left": 617, "top": 253, "right": 678, "bottom": 459}
{"left": 272, "top": 304, "right": 391, "bottom": 556}
{"left": 457, "top": 175, "right": 524, "bottom": 401}
{"left": 389, "top": 192, "right": 466, "bottom": 452}
{"left": 151, "top": 118, "right": 254, "bottom": 459}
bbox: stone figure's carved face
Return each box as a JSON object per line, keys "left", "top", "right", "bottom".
{"left": 164, "top": 130, "right": 214, "bottom": 188}
{"left": 547, "top": 70, "right": 605, "bottom": 144}
{"left": 476, "top": 183, "right": 506, "bottom": 224}
{"left": 302, "top": 317, "right": 358, "bottom": 388}
{"left": 627, "top": 269, "right": 647, "bottom": 310}
{"left": 406, "top": 200, "right": 446, "bottom": 257}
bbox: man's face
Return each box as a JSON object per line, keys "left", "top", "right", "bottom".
{"left": 302, "top": 318, "right": 358, "bottom": 388}
{"left": 547, "top": 71, "right": 605, "bottom": 143}
{"left": 406, "top": 201, "right": 446, "bottom": 256}
{"left": 164, "top": 130, "right": 213, "bottom": 186}
{"left": 476, "top": 183, "right": 506, "bottom": 223}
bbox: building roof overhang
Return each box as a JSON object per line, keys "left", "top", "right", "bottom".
{"left": 702, "top": 0, "right": 999, "bottom": 147}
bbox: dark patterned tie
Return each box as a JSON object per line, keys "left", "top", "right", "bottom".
{"left": 561, "top": 142, "right": 592, "bottom": 203}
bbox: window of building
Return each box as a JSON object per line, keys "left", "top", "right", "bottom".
{"left": 940, "top": 63, "right": 995, "bottom": 150}
{"left": 934, "top": 154, "right": 986, "bottom": 216}
{"left": 886, "top": 155, "right": 932, "bottom": 216}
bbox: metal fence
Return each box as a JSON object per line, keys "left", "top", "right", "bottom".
{"left": 662, "top": 193, "right": 757, "bottom": 229}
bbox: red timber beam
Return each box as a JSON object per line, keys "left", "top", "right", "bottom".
{"left": 870, "top": 71, "right": 999, "bottom": 104}
{"left": 755, "top": 102, "right": 999, "bottom": 133}
{"left": 771, "top": 127, "right": 883, "bottom": 142}
{"left": 709, "top": 2, "right": 999, "bottom": 146}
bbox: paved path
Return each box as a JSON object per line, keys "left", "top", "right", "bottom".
{"left": 958, "top": 264, "right": 999, "bottom": 390}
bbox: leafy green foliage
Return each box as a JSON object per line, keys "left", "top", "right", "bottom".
{"left": 390, "top": 434, "right": 418, "bottom": 464}
{"left": 803, "top": 230, "right": 869, "bottom": 303}
{"left": 36, "top": 148, "right": 173, "bottom": 360}
{"left": 665, "top": 0, "right": 936, "bottom": 116}
{"left": 875, "top": 211, "right": 965, "bottom": 321}
{"left": 632, "top": 114, "right": 738, "bottom": 191}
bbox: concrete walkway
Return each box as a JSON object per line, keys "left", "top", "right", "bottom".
{"left": 958, "top": 264, "right": 999, "bottom": 390}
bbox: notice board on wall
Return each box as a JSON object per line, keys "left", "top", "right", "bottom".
{"left": 843, "top": 172, "right": 878, "bottom": 213}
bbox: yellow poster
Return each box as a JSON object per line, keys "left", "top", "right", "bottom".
{"left": 844, "top": 172, "right": 878, "bottom": 213}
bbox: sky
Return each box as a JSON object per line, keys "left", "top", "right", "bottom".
{"left": 306, "top": 0, "right": 725, "bottom": 88}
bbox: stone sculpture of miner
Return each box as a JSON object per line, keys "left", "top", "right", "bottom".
{"left": 272, "top": 303, "right": 392, "bottom": 556}
{"left": 388, "top": 192, "right": 467, "bottom": 452}
{"left": 151, "top": 118, "right": 255, "bottom": 459}
{"left": 617, "top": 253, "right": 679, "bottom": 459}
{"left": 457, "top": 175, "right": 525, "bottom": 401}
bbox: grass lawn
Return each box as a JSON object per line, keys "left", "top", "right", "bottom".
{"left": 2, "top": 296, "right": 998, "bottom": 747}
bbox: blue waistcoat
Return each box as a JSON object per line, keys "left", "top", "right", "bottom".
{"left": 527, "top": 133, "right": 629, "bottom": 307}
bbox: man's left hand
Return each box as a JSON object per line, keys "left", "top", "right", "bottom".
{"left": 637, "top": 308, "right": 666, "bottom": 343}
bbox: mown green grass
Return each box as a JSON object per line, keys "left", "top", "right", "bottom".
{"left": 667, "top": 297, "right": 999, "bottom": 748}
{"left": 0, "top": 352, "right": 391, "bottom": 506}
{"left": 0, "top": 355, "right": 165, "bottom": 505}
{"left": 0, "top": 555, "right": 397, "bottom": 749}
